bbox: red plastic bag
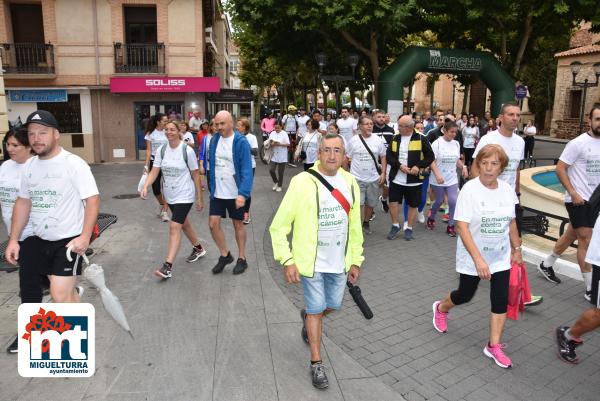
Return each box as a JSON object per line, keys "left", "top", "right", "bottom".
{"left": 507, "top": 262, "right": 532, "bottom": 321}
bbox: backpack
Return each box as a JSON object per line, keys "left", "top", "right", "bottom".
{"left": 282, "top": 114, "right": 298, "bottom": 132}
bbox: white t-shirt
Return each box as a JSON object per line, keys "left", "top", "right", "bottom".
{"left": 18, "top": 149, "right": 100, "bottom": 241}
{"left": 558, "top": 132, "right": 600, "bottom": 202}
{"left": 214, "top": 136, "right": 238, "bottom": 199}
{"left": 0, "top": 159, "right": 34, "bottom": 240}
{"left": 585, "top": 215, "right": 600, "bottom": 266}
{"left": 282, "top": 114, "right": 297, "bottom": 133}
{"left": 337, "top": 118, "right": 358, "bottom": 143}
{"left": 297, "top": 115, "right": 310, "bottom": 136}
{"left": 302, "top": 131, "right": 320, "bottom": 164}
{"left": 524, "top": 126, "right": 537, "bottom": 136}
{"left": 315, "top": 172, "right": 351, "bottom": 274}
{"left": 473, "top": 130, "right": 524, "bottom": 191}
{"left": 269, "top": 130, "right": 290, "bottom": 163}
{"left": 462, "top": 126, "right": 479, "bottom": 149}
{"left": 319, "top": 121, "right": 328, "bottom": 133}
{"left": 348, "top": 134, "right": 385, "bottom": 183}
{"left": 431, "top": 137, "right": 461, "bottom": 187}
{"left": 145, "top": 129, "right": 168, "bottom": 158}
{"left": 454, "top": 178, "right": 518, "bottom": 276}
{"left": 188, "top": 116, "right": 206, "bottom": 131}
{"left": 457, "top": 119, "right": 467, "bottom": 131}
{"left": 392, "top": 135, "right": 420, "bottom": 187}
{"left": 182, "top": 132, "right": 195, "bottom": 145}
{"left": 244, "top": 133, "right": 258, "bottom": 169}
{"left": 153, "top": 143, "right": 198, "bottom": 204}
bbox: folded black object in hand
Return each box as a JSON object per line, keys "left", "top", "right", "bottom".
{"left": 347, "top": 281, "right": 373, "bottom": 319}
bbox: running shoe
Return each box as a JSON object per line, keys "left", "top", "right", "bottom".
{"left": 387, "top": 225, "right": 401, "bottom": 240}
{"left": 155, "top": 262, "right": 172, "bottom": 279}
{"left": 426, "top": 218, "right": 435, "bottom": 230}
{"left": 404, "top": 228, "right": 413, "bottom": 241}
{"left": 432, "top": 301, "right": 447, "bottom": 333}
{"left": 186, "top": 245, "right": 207, "bottom": 263}
{"left": 275, "top": 186, "right": 282, "bottom": 193}
{"left": 76, "top": 286, "right": 84, "bottom": 297}
{"left": 300, "top": 309, "right": 309, "bottom": 344}
{"left": 232, "top": 258, "right": 248, "bottom": 275}
{"left": 379, "top": 196, "right": 389, "bottom": 213}
{"left": 243, "top": 213, "right": 251, "bottom": 225}
{"left": 484, "top": 343, "right": 512, "bottom": 368}
{"left": 272, "top": 183, "right": 278, "bottom": 191}
{"left": 441, "top": 213, "right": 449, "bottom": 223}
{"left": 403, "top": 221, "right": 408, "bottom": 231}
{"left": 212, "top": 252, "right": 234, "bottom": 274}
{"left": 446, "top": 225, "right": 456, "bottom": 237}
{"left": 584, "top": 290, "right": 592, "bottom": 303}
{"left": 288, "top": 162, "right": 297, "bottom": 168}
{"left": 417, "top": 211, "right": 425, "bottom": 224}
{"left": 362, "top": 221, "right": 372, "bottom": 235}
{"left": 310, "top": 362, "right": 329, "bottom": 389}
{"left": 160, "top": 210, "right": 170, "bottom": 222}
{"left": 537, "top": 262, "right": 561, "bottom": 284}
{"left": 556, "top": 326, "right": 582, "bottom": 364}
{"left": 524, "top": 295, "right": 543, "bottom": 307}
{"left": 369, "top": 212, "right": 375, "bottom": 222}
{"left": 6, "top": 336, "right": 18, "bottom": 354}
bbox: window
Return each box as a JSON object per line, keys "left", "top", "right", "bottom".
{"left": 230, "top": 60, "right": 239, "bottom": 74}
{"left": 38, "top": 94, "right": 82, "bottom": 133}
{"left": 570, "top": 90, "right": 582, "bottom": 119}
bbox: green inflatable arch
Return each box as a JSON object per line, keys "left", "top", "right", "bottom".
{"left": 377, "top": 46, "right": 514, "bottom": 117}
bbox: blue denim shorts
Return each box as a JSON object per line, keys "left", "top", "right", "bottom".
{"left": 301, "top": 272, "right": 346, "bottom": 314}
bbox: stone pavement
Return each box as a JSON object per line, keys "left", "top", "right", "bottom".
{"left": 0, "top": 162, "right": 398, "bottom": 401}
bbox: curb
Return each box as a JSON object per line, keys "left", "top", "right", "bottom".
{"left": 522, "top": 245, "right": 582, "bottom": 281}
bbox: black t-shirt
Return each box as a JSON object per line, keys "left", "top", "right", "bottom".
{"left": 373, "top": 124, "right": 395, "bottom": 147}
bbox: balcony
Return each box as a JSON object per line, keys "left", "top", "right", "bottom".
{"left": 0, "top": 43, "right": 55, "bottom": 77}
{"left": 113, "top": 42, "right": 165, "bottom": 74}
{"left": 205, "top": 27, "right": 217, "bottom": 54}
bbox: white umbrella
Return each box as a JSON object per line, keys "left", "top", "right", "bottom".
{"left": 67, "top": 247, "right": 134, "bottom": 339}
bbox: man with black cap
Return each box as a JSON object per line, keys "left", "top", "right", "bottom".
{"left": 6, "top": 110, "right": 100, "bottom": 306}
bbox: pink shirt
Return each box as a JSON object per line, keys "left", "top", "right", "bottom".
{"left": 261, "top": 117, "right": 276, "bottom": 133}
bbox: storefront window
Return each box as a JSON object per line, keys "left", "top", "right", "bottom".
{"left": 37, "top": 94, "right": 82, "bottom": 133}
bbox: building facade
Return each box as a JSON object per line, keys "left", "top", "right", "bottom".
{"left": 1, "top": 0, "right": 233, "bottom": 162}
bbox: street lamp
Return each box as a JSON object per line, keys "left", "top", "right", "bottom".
{"left": 316, "top": 53, "right": 359, "bottom": 114}
{"left": 570, "top": 61, "right": 600, "bottom": 135}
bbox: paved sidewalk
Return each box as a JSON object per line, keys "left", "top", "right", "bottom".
{"left": 0, "top": 162, "right": 398, "bottom": 401}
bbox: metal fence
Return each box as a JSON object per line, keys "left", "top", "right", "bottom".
{"left": 0, "top": 43, "right": 55, "bottom": 74}
{"left": 114, "top": 42, "right": 165, "bottom": 74}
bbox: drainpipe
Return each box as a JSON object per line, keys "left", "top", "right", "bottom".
{"left": 92, "top": 0, "right": 105, "bottom": 162}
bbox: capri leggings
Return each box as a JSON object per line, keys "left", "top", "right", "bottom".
{"left": 148, "top": 158, "right": 163, "bottom": 197}
{"left": 430, "top": 184, "right": 458, "bottom": 225}
{"left": 403, "top": 175, "right": 429, "bottom": 219}
{"left": 450, "top": 270, "right": 510, "bottom": 314}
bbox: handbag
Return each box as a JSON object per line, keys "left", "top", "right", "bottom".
{"left": 358, "top": 135, "right": 382, "bottom": 174}
{"left": 137, "top": 172, "right": 147, "bottom": 193}
{"left": 294, "top": 136, "right": 305, "bottom": 161}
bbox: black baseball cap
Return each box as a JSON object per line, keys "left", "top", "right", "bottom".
{"left": 25, "top": 110, "right": 59, "bottom": 129}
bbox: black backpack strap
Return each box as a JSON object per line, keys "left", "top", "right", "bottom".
{"left": 358, "top": 134, "right": 382, "bottom": 174}
{"left": 307, "top": 169, "right": 334, "bottom": 191}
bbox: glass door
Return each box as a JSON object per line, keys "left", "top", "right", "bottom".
{"left": 134, "top": 102, "right": 184, "bottom": 160}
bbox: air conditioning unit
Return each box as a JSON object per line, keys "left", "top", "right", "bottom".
{"left": 205, "top": 27, "right": 217, "bottom": 53}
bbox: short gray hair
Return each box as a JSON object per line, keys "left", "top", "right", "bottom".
{"left": 318, "top": 133, "right": 345, "bottom": 152}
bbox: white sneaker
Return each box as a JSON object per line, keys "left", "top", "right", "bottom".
{"left": 418, "top": 211, "right": 425, "bottom": 224}
{"left": 75, "top": 286, "right": 84, "bottom": 298}
{"left": 403, "top": 221, "right": 408, "bottom": 231}
{"left": 272, "top": 183, "right": 278, "bottom": 191}
{"left": 160, "top": 210, "right": 170, "bottom": 222}
{"left": 276, "top": 186, "right": 282, "bottom": 192}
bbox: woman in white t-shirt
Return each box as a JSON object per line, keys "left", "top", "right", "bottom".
{"left": 141, "top": 121, "right": 206, "bottom": 280}
{"left": 144, "top": 113, "right": 170, "bottom": 221}
{"left": 432, "top": 144, "right": 522, "bottom": 370}
{"left": 298, "top": 119, "right": 321, "bottom": 171}
{"left": 178, "top": 121, "right": 195, "bottom": 149}
{"left": 428, "top": 121, "right": 468, "bottom": 236}
{"left": 268, "top": 121, "right": 290, "bottom": 192}
{"left": 236, "top": 118, "right": 258, "bottom": 224}
{"left": 461, "top": 117, "right": 480, "bottom": 168}
{"left": 523, "top": 119, "right": 536, "bottom": 159}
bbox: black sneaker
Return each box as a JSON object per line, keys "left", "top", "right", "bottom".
{"left": 310, "top": 362, "right": 329, "bottom": 389}
{"left": 584, "top": 290, "right": 592, "bottom": 303}
{"left": 212, "top": 252, "right": 234, "bottom": 274}
{"left": 155, "top": 263, "right": 172, "bottom": 279}
{"left": 232, "top": 258, "right": 248, "bottom": 275}
{"left": 379, "top": 196, "right": 389, "bottom": 213}
{"left": 6, "top": 336, "right": 18, "bottom": 354}
{"left": 556, "top": 326, "right": 582, "bottom": 364}
{"left": 362, "top": 221, "right": 372, "bottom": 235}
{"left": 300, "top": 309, "right": 309, "bottom": 344}
{"left": 538, "top": 262, "right": 561, "bottom": 284}
{"left": 186, "top": 245, "right": 207, "bottom": 263}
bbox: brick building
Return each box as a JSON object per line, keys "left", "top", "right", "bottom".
{"left": 0, "top": 0, "right": 234, "bottom": 162}
{"left": 551, "top": 22, "right": 600, "bottom": 139}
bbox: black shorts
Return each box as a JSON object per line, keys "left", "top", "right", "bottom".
{"left": 209, "top": 197, "right": 245, "bottom": 220}
{"left": 565, "top": 202, "right": 594, "bottom": 229}
{"left": 148, "top": 158, "right": 163, "bottom": 196}
{"left": 168, "top": 203, "right": 193, "bottom": 224}
{"left": 389, "top": 182, "right": 421, "bottom": 208}
{"left": 591, "top": 265, "right": 600, "bottom": 308}
{"left": 20, "top": 236, "right": 83, "bottom": 277}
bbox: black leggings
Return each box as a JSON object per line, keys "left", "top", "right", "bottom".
{"left": 269, "top": 162, "right": 286, "bottom": 187}
{"left": 148, "top": 158, "right": 163, "bottom": 197}
{"left": 464, "top": 148, "right": 475, "bottom": 167}
{"left": 524, "top": 135, "right": 535, "bottom": 159}
{"left": 450, "top": 270, "right": 510, "bottom": 314}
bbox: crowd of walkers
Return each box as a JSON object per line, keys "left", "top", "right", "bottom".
{"left": 2, "top": 103, "right": 599, "bottom": 392}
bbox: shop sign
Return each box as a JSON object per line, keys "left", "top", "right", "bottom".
{"left": 110, "top": 77, "right": 220, "bottom": 93}
{"left": 8, "top": 89, "right": 68, "bottom": 103}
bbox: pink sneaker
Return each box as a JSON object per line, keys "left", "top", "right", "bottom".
{"left": 484, "top": 343, "right": 512, "bottom": 368}
{"left": 426, "top": 218, "right": 435, "bottom": 230}
{"left": 432, "top": 301, "right": 447, "bottom": 333}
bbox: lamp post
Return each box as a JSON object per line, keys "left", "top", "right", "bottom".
{"left": 315, "top": 53, "right": 359, "bottom": 115}
{"left": 570, "top": 61, "right": 600, "bottom": 135}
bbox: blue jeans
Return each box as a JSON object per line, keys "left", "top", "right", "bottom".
{"left": 301, "top": 272, "right": 346, "bottom": 314}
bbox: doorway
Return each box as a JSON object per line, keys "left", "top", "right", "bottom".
{"left": 134, "top": 102, "right": 184, "bottom": 160}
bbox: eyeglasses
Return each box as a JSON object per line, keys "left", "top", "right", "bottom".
{"left": 320, "top": 147, "right": 343, "bottom": 154}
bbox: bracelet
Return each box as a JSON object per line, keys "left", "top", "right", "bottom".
{"left": 512, "top": 246, "right": 522, "bottom": 251}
